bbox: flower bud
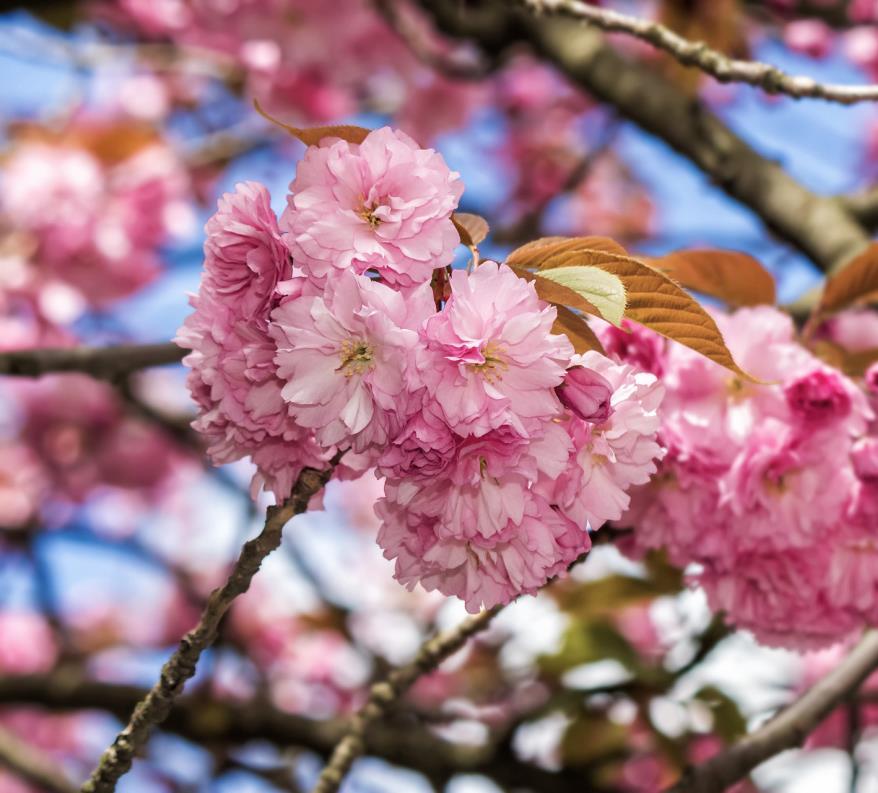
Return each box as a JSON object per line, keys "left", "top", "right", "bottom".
{"left": 865, "top": 362, "right": 878, "bottom": 395}
{"left": 557, "top": 366, "right": 613, "bottom": 423}
{"left": 853, "top": 438, "right": 878, "bottom": 484}
{"left": 784, "top": 369, "right": 851, "bottom": 424}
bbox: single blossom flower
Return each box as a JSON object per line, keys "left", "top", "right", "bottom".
{"left": 415, "top": 261, "right": 573, "bottom": 436}
{"left": 281, "top": 126, "right": 463, "bottom": 287}
{"left": 202, "top": 180, "right": 291, "bottom": 321}
{"left": 271, "top": 269, "right": 434, "bottom": 453}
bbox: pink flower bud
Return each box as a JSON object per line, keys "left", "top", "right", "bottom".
{"left": 853, "top": 438, "right": 878, "bottom": 483}
{"left": 784, "top": 369, "right": 852, "bottom": 424}
{"left": 865, "top": 361, "right": 878, "bottom": 394}
{"left": 557, "top": 366, "right": 613, "bottom": 423}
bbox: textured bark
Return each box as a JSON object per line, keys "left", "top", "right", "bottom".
{"left": 0, "top": 343, "right": 184, "bottom": 378}
{"left": 0, "top": 671, "right": 587, "bottom": 793}
{"left": 420, "top": 0, "right": 871, "bottom": 273}
{"left": 80, "top": 460, "right": 339, "bottom": 793}
{"left": 667, "top": 630, "right": 878, "bottom": 792}
{"left": 311, "top": 606, "right": 500, "bottom": 793}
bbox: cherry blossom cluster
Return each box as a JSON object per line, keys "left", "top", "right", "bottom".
{"left": 0, "top": 370, "right": 190, "bottom": 530}
{"left": 0, "top": 119, "right": 192, "bottom": 322}
{"left": 178, "top": 125, "right": 665, "bottom": 611}
{"left": 113, "top": 0, "right": 485, "bottom": 142}
{"left": 610, "top": 308, "right": 878, "bottom": 650}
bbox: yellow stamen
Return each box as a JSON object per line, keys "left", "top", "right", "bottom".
{"left": 470, "top": 341, "right": 508, "bottom": 384}
{"left": 337, "top": 339, "right": 374, "bottom": 377}
{"left": 358, "top": 201, "right": 382, "bottom": 229}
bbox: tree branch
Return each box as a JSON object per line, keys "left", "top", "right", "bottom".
{"left": 668, "top": 630, "right": 878, "bottom": 793}
{"left": 372, "top": 0, "right": 491, "bottom": 79}
{"left": 311, "top": 605, "right": 501, "bottom": 793}
{"left": 79, "top": 457, "right": 339, "bottom": 793}
{"left": 419, "top": 0, "right": 870, "bottom": 273}
{"left": 0, "top": 724, "right": 77, "bottom": 793}
{"left": 0, "top": 670, "right": 585, "bottom": 793}
{"left": 519, "top": 0, "right": 878, "bottom": 104}
{"left": 840, "top": 186, "right": 878, "bottom": 231}
{"left": 0, "top": 343, "right": 184, "bottom": 378}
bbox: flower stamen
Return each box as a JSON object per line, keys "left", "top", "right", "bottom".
{"left": 469, "top": 341, "right": 508, "bottom": 384}
{"left": 337, "top": 338, "right": 374, "bottom": 377}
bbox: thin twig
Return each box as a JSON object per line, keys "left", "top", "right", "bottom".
{"left": 0, "top": 25, "right": 241, "bottom": 81}
{"left": 0, "top": 724, "right": 78, "bottom": 793}
{"left": 519, "top": 0, "right": 878, "bottom": 104}
{"left": 311, "top": 605, "right": 501, "bottom": 793}
{"left": 372, "top": 0, "right": 492, "bottom": 79}
{"left": 79, "top": 457, "right": 340, "bottom": 793}
{"left": 0, "top": 343, "right": 183, "bottom": 379}
{"left": 667, "top": 630, "right": 878, "bottom": 793}
{"left": 420, "top": 0, "right": 870, "bottom": 272}
{"left": 493, "top": 116, "right": 620, "bottom": 245}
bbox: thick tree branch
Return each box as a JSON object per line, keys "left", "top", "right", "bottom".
{"left": 419, "top": 0, "right": 870, "bottom": 273}
{"left": 668, "top": 630, "right": 878, "bottom": 793}
{"left": 0, "top": 343, "right": 184, "bottom": 378}
{"left": 519, "top": 0, "right": 878, "bottom": 104}
{"left": 312, "top": 605, "right": 501, "bottom": 793}
{"left": 80, "top": 458, "right": 339, "bottom": 793}
{"left": 0, "top": 724, "right": 77, "bottom": 793}
{"left": 0, "top": 671, "right": 586, "bottom": 793}
{"left": 840, "top": 186, "right": 878, "bottom": 231}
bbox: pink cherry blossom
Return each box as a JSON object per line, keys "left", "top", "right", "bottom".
{"left": 783, "top": 19, "right": 833, "bottom": 59}
{"left": 0, "top": 612, "right": 58, "bottom": 674}
{"left": 271, "top": 269, "right": 434, "bottom": 452}
{"left": 415, "top": 261, "right": 573, "bottom": 436}
{"left": 556, "top": 364, "right": 613, "bottom": 423}
{"left": 699, "top": 552, "right": 858, "bottom": 650}
{"left": 785, "top": 369, "right": 853, "bottom": 425}
{"left": 597, "top": 318, "right": 666, "bottom": 376}
{"left": 618, "top": 305, "right": 878, "bottom": 648}
{"left": 13, "top": 374, "right": 181, "bottom": 502}
{"left": 281, "top": 126, "right": 463, "bottom": 288}
{"left": 202, "top": 180, "right": 291, "bottom": 321}
{"left": 1, "top": 130, "right": 191, "bottom": 311}
{"left": 377, "top": 488, "right": 587, "bottom": 612}
{"left": 177, "top": 183, "right": 328, "bottom": 500}
{"left": 550, "top": 351, "right": 664, "bottom": 531}
{"left": 377, "top": 409, "right": 457, "bottom": 482}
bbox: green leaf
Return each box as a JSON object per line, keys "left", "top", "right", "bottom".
{"left": 561, "top": 716, "right": 630, "bottom": 766}
{"left": 553, "top": 571, "right": 682, "bottom": 621}
{"left": 537, "top": 266, "right": 627, "bottom": 327}
{"left": 540, "top": 621, "right": 642, "bottom": 677}
{"left": 693, "top": 685, "right": 747, "bottom": 742}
